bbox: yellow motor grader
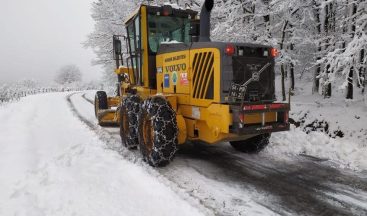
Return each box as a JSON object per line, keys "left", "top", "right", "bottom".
{"left": 94, "top": 0, "right": 290, "bottom": 166}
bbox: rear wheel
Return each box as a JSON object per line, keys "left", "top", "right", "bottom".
{"left": 138, "top": 96, "right": 178, "bottom": 167}
{"left": 94, "top": 91, "right": 108, "bottom": 117}
{"left": 230, "top": 133, "right": 271, "bottom": 153}
{"left": 120, "top": 95, "right": 141, "bottom": 149}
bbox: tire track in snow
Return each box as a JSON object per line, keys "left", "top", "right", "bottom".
{"left": 177, "top": 143, "right": 367, "bottom": 215}
{"left": 69, "top": 92, "right": 367, "bottom": 216}
{"left": 68, "top": 93, "right": 282, "bottom": 215}
{"left": 66, "top": 93, "right": 215, "bottom": 216}
{"left": 81, "top": 93, "right": 94, "bottom": 105}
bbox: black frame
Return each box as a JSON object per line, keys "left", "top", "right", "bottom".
{"left": 126, "top": 12, "right": 143, "bottom": 86}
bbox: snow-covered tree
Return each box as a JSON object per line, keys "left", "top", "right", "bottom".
{"left": 85, "top": 0, "right": 366, "bottom": 102}
{"left": 55, "top": 64, "right": 82, "bottom": 84}
{"left": 84, "top": 0, "right": 143, "bottom": 85}
{"left": 314, "top": 0, "right": 366, "bottom": 99}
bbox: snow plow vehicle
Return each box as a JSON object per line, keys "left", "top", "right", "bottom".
{"left": 94, "top": 0, "right": 290, "bottom": 166}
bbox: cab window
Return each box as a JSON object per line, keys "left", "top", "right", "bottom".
{"left": 126, "top": 15, "right": 143, "bottom": 85}
{"left": 147, "top": 14, "right": 190, "bottom": 53}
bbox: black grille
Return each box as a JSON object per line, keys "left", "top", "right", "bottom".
{"left": 231, "top": 56, "right": 275, "bottom": 103}
{"left": 192, "top": 52, "right": 214, "bottom": 99}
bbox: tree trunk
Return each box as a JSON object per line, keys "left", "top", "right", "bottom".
{"left": 290, "top": 63, "right": 295, "bottom": 91}
{"left": 324, "top": 64, "right": 332, "bottom": 98}
{"left": 290, "top": 42, "right": 295, "bottom": 91}
{"left": 346, "top": 67, "right": 354, "bottom": 99}
{"left": 279, "top": 20, "right": 288, "bottom": 100}
{"left": 313, "top": 0, "right": 322, "bottom": 94}
{"left": 364, "top": 49, "right": 367, "bottom": 93}
{"left": 323, "top": 2, "right": 332, "bottom": 98}
{"left": 346, "top": 2, "right": 358, "bottom": 98}
{"left": 281, "top": 64, "right": 286, "bottom": 101}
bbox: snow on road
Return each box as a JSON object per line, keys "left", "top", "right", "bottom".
{"left": 78, "top": 92, "right": 281, "bottom": 215}
{"left": 2, "top": 91, "right": 367, "bottom": 216}
{"left": 0, "top": 92, "right": 203, "bottom": 216}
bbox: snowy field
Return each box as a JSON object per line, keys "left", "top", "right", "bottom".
{"left": 1, "top": 91, "right": 367, "bottom": 215}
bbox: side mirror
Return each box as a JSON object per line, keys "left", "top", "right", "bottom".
{"left": 113, "top": 37, "right": 122, "bottom": 56}
{"left": 113, "top": 35, "right": 124, "bottom": 68}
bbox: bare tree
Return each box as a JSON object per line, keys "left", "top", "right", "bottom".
{"left": 55, "top": 64, "right": 82, "bottom": 84}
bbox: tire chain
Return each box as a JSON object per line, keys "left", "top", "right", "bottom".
{"left": 121, "top": 95, "right": 142, "bottom": 148}
{"left": 141, "top": 96, "right": 178, "bottom": 166}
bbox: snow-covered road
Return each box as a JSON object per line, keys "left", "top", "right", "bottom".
{"left": 0, "top": 92, "right": 204, "bottom": 216}
{"left": 1, "top": 92, "right": 367, "bottom": 216}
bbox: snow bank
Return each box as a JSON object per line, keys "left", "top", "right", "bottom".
{"left": 0, "top": 93, "right": 202, "bottom": 216}
{"left": 267, "top": 126, "right": 367, "bottom": 171}
{"left": 270, "top": 77, "right": 367, "bottom": 171}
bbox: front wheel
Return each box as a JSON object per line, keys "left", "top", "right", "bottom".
{"left": 120, "top": 95, "right": 141, "bottom": 149}
{"left": 94, "top": 91, "right": 108, "bottom": 117}
{"left": 137, "top": 96, "right": 178, "bottom": 167}
{"left": 230, "top": 133, "right": 271, "bottom": 153}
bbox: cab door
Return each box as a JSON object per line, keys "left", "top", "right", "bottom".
{"left": 126, "top": 13, "right": 142, "bottom": 85}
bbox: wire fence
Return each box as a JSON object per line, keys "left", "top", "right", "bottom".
{"left": 0, "top": 85, "right": 97, "bottom": 105}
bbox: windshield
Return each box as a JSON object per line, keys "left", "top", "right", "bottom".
{"left": 148, "top": 14, "right": 190, "bottom": 53}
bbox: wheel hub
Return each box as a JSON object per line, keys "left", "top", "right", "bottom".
{"left": 143, "top": 117, "right": 154, "bottom": 154}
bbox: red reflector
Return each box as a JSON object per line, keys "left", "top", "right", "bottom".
{"left": 243, "top": 105, "right": 266, "bottom": 111}
{"left": 225, "top": 44, "right": 235, "bottom": 56}
{"left": 270, "top": 48, "right": 279, "bottom": 57}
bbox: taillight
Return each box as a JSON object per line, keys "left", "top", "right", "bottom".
{"left": 225, "top": 44, "right": 235, "bottom": 56}
{"left": 239, "top": 113, "right": 244, "bottom": 123}
{"left": 162, "top": 5, "right": 173, "bottom": 16}
{"left": 270, "top": 48, "right": 279, "bottom": 58}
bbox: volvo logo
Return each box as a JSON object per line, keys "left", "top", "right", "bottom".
{"left": 252, "top": 72, "right": 260, "bottom": 81}
{"left": 247, "top": 64, "right": 264, "bottom": 81}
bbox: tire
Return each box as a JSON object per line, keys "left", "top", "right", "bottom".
{"left": 94, "top": 91, "right": 108, "bottom": 117}
{"left": 230, "top": 133, "right": 271, "bottom": 153}
{"left": 138, "top": 96, "right": 178, "bottom": 167}
{"left": 120, "top": 95, "right": 142, "bottom": 149}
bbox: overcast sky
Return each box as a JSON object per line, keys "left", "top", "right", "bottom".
{"left": 0, "top": 0, "right": 101, "bottom": 83}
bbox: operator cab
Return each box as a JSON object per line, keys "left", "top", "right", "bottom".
{"left": 123, "top": 5, "right": 197, "bottom": 89}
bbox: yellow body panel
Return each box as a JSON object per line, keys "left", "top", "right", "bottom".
{"left": 157, "top": 50, "right": 191, "bottom": 95}
{"left": 96, "top": 96, "right": 121, "bottom": 125}
{"left": 97, "top": 110, "right": 119, "bottom": 125}
{"left": 107, "top": 97, "right": 120, "bottom": 108}
{"left": 178, "top": 103, "right": 233, "bottom": 143}
{"left": 176, "top": 114, "right": 187, "bottom": 144}
{"left": 135, "top": 86, "right": 157, "bottom": 100}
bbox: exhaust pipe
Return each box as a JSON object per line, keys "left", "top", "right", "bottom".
{"left": 199, "top": 0, "right": 214, "bottom": 42}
